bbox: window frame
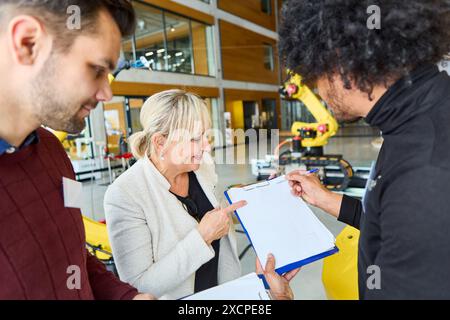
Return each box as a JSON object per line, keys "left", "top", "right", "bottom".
{"left": 126, "top": 0, "right": 216, "bottom": 77}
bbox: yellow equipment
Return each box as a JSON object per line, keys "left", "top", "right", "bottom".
{"left": 52, "top": 130, "right": 68, "bottom": 142}
{"left": 284, "top": 73, "right": 339, "bottom": 148}
{"left": 82, "top": 216, "right": 113, "bottom": 261}
{"left": 322, "top": 226, "right": 360, "bottom": 299}
{"left": 83, "top": 216, "right": 117, "bottom": 275}
{"left": 277, "top": 72, "right": 355, "bottom": 191}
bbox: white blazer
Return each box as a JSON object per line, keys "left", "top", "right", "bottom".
{"left": 104, "top": 154, "right": 241, "bottom": 299}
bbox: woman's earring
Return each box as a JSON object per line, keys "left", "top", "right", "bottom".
{"left": 160, "top": 153, "right": 165, "bottom": 161}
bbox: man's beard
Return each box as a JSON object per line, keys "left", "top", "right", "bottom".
{"left": 30, "top": 55, "right": 89, "bottom": 134}
{"left": 329, "top": 104, "right": 362, "bottom": 123}
{"left": 324, "top": 87, "right": 361, "bottom": 123}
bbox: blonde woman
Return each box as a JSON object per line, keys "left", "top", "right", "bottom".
{"left": 104, "top": 90, "right": 297, "bottom": 300}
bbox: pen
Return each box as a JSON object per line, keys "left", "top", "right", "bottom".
{"left": 271, "top": 168, "right": 318, "bottom": 181}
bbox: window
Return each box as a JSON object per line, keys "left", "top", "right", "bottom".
{"left": 191, "top": 21, "right": 216, "bottom": 76}
{"left": 132, "top": 3, "right": 166, "bottom": 71}
{"left": 123, "top": 1, "right": 216, "bottom": 76}
{"left": 261, "top": 0, "right": 272, "bottom": 14}
{"left": 121, "top": 36, "right": 135, "bottom": 62}
{"left": 204, "top": 98, "right": 221, "bottom": 147}
{"left": 262, "top": 99, "right": 277, "bottom": 130}
{"left": 103, "top": 97, "right": 128, "bottom": 155}
{"left": 129, "top": 98, "right": 145, "bottom": 134}
{"left": 164, "top": 12, "right": 193, "bottom": 74}
{"left": 263, "top": 43, "right": 274, "bottom": 71}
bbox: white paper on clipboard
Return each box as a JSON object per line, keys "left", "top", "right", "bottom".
{"left": 225, "top": 176, "right": 337, "bottom": 273}
{"left": 182, "top": 273, "right": 270, "bottom": 300}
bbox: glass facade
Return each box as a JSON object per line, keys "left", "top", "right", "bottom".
{"left": 261, "top": 0, "right": 272, "bottom": 14}
{"left": 204, "top": 98, "right": 222, "bottom": 147}
{"left": 103, "top": 97, "right": 128, "bottom": 155}
{"left": 131, "top": 4, "right": 166, "bottom": 71}
{"left": 129, "top": 98, "right": 145, "bottom": 133}
{"left": 123, "top": 1, "right": 216, "bottom": 76}
{"left": 263, "top": 43, "right": 274, "bottom": 71}
{"left": 261, "top": 99, "right": 277, "bottom": 130}
{"left": 164, "top": 12, "right": 194, "bottom": 73}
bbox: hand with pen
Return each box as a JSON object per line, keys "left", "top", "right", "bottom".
{"left": 285, "top": 169, "right": 343, "bottom": 218}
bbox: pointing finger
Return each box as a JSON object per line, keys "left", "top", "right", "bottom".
{"left": 224, "top": 200, "right": 247, "bottom": 214}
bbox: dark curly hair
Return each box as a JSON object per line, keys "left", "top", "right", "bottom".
{"left": 279, "top": 0, "right": 450, "bottom": 97}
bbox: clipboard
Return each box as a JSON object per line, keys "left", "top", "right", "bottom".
{"left": 182, "top": 273, "right": 272, "bottom": 300}
{"left": 225, "top": 176, "right": 338, "bottom": 274}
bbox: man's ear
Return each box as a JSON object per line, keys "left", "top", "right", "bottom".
{"left": 8, "top": 15, "right": 48, "bottom": 66}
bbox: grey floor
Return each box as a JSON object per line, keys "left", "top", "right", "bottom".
{"left": 80, "top": 135, "right": 380, "bottom": 300}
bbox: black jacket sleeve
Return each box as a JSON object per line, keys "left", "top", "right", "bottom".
{"left": 337, "top": 195, "right": 363, "bottom": 230}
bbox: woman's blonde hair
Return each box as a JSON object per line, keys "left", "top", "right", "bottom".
{"left": 129, "top": 89, "right": 211, "bottom": 159}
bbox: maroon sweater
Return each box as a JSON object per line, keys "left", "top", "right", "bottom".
{"left": 0, "top": 128, "right": 138, "bottom": 300}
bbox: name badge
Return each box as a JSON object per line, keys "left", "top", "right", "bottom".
{"left": 63, "top": 177, "right": 83, "bottom": 209}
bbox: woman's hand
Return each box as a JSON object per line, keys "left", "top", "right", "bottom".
{"left": 285, "top": 170, "right": 343, "bottom": 218}
{"left": 198, "top": 200, "right": 247, "bottom": 245}
{"left": 256, "top": 254, "right": 300, "bottom": 300}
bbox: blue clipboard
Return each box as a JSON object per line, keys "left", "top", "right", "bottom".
{"left": 224, "top": 185, "right": 339, "bottom": 275}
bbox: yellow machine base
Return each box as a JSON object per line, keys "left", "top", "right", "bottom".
{"left": 322, "top": 225, "right": 360, "bottom": 300}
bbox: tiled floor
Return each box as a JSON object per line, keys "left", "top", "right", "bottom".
{"left": 80, "top": 135, "right": 381, "bottom": 300}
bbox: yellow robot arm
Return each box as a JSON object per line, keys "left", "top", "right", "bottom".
{"left": 284, "top": 73, "right": 339, "bottom": 147}
{"left": 108, "top": 73, "right": 115, "bottom": 84}
{"left": 52, "top": 130, "right": 68, "bottom": 143}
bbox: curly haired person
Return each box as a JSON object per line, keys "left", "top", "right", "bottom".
{"left": 281, "top": 0, "right": 450, "bottom": 299}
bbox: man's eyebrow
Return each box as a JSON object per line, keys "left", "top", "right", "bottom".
{"left": 101, "top": 58, "right": 116, "bottom": 72}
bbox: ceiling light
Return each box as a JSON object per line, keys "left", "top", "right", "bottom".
{"left": 137, "top": 19, "right": 145, "bottom": 30}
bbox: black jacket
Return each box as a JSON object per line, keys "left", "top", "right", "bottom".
{"left": 338, "top": 64, "right": 450, "bottom": 299}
